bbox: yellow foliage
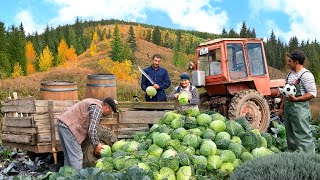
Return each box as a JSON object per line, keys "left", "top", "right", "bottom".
{"left": 90, "top": 42, "right": 96, "bottom": 57}
{"left": 98, "top": 58, "right": 137, "bottom": 83}
{"left": 57, "top": 39, "right": 68, "bottom": 65}
{"left": 12, "top": 62, "right": 24, "bottom": 78}
{"left": 39, "top": 46, "right": 53, "bottom": 71}
{"left": 25, "top": 41, "right": 37, "bottom": 75}
{"left": 92, "top": 31, "right": 99, "bottom": 44}
{"left": 66, "top": 45, "right": 77, "bottom": 62}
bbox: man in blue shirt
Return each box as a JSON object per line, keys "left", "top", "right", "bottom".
{"left": 141, "top": 54, "right": 171, "bottom": 101}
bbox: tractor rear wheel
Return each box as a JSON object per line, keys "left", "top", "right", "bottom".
{"left": 228, "top": 89, "right": 270, "bottom": 132}
{"left": 82, "top": 125, "right": 115, "bottom": 167}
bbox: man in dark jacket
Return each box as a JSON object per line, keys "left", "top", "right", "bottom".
{"left": 56, "top": 97, "right": 117, "bottom": 169}
{"left": 141, "top": 54, "right": 171, "bottom": 101}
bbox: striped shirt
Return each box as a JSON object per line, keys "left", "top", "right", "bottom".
{"left": 57, "top": 104, "right": 102, "bottom": 148}
{"left": 286, "top": 68, "right": 317, "bottom": 97}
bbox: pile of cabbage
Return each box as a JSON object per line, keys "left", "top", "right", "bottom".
{"left": 96, "top": 109, "right": 282, "bottom": 179}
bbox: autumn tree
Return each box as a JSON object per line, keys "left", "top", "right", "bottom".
{"left": 57, "top": 39, "right": 68, "bottom": 65}
{"left": 12, "top": 62, "right": 24, "bottom": 78}
{"left": 65, "top": 45, "right": 77, "bottom": 63}
{"left": 89, "top": 31, "right": 99, "bottom": 57}
{"left": 39, "top": 46, "right": 53, "bottom": 71}
{"left": 25, "top": 41, "right": 37, "bottom": 75}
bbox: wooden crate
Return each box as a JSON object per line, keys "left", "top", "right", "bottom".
{"left": 100, "top": 101, "right": 174, "bottom": 140}
{"left": 1, "top": 98, "right": 174, "bottom": 152}
{"left": 1, "top": 97, "right": 79, "bottom": 153}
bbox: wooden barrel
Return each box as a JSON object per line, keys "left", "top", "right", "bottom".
{"left": 85, "top": 74, "right": 117, "bottom": 100}
{"left": 40, "top": 81, "right": 78, "bottom": 100}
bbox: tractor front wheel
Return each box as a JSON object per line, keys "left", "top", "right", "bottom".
{"left": 228, "top": 89, "right": 270, "bottom": 132}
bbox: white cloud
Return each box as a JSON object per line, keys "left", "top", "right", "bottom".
{"left": 15, "top": 10, "right": 44, "bottom": 35}
{"left": 249, "top": 0, "right": 320, "bottom": 42}
{"left": 44, "top": 0, "right": 228, "bottom": 34}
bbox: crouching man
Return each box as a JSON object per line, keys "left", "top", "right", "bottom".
{"left": 56, "top": 97, "right": 117, "bottom": 169}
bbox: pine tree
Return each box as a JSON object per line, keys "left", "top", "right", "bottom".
{"left": 240, "top": 21, "right": 248, "bottom": 38}
{"left": 228, "top": 28, "right": 239, "bottom": 38}
{"left": 145, "top": 29, "right": 152, "bottom": 42}
{"left": 163, "top": 31, "right": 170, "bottom": 48}
{"left": 221, "top": 28, "right": 228, "bottom": 37}
{"left": 152, "top": 26, "right": 161, "bottom": 45}
{"left": 127, "top": 25, "right": 137, "bottom": 52}
{"left": 110, "top": 25, "right": 123, "bottom": 62}
{"left": 0, "top": 22, "right": 11, "bottom": 76}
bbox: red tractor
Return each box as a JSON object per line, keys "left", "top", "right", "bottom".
{"left": 191, "top": 38, "right": 285, "bottom": 132}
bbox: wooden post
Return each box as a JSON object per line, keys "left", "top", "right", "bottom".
{"left": 49, "top": 100, "right": 58, "bottom": 164}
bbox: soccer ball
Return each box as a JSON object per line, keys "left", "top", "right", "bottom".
{"left": 281, "top": 84, "right": 297, "bottom": 97}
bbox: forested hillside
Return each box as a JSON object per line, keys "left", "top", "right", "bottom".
{"left": 0, "top": 19, "right": 319, "bottom": 101}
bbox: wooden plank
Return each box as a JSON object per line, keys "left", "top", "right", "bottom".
{"left": 118, "top": 134, "right": 135, "bottom": 139}
{"left": 1, "top": 98, "right": 36, "bottom": 113}
{"left": 117, "top": 127, "right": 149, "bottom": 131}
{"left": 35, "top": 100, "right": 79, "bottom": 107}
{"left": 118, "top": 101, "right": 174, "bottom": 110}
{"left": 38, "top": 132, "right": 59, "bottom": 142}
{"left": 2, "top": 134, "right": 36, "bottom": 145}
{"left": 2, "top": 141, "right": 62, "bottom": 153}
{"left": 119, "top": 110, "right": 166, "bottom": 124}
{"left": 2, "top": 126, "right": 37, "bottom": 134}
{"left": 2, "top": 117, "right": 34, "bottom": 127}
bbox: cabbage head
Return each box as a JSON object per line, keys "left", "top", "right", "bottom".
{"left": 191, "top": 155, "right": 208, "bottom": 169}
{"left": 220, "top": 150, "right": 236, "bottom": 163}
{"left": 101, "top": 145, "right": 112, "bottom": 157}
{"left": 176, "top": 166, "right": 192, "bottom": 180}
{"left": 211, "top": 113, "right": 226, "bottom": 122}
{"left": 197, "top": 114, "right": 212, "bottom": 127}
{"left": 207, "top": 155, "right": 222, "bottom": 170}
{"left": 154, "top": 167, "right": 176, "bottom": 180}
{"left": 170, "top": 128, "right": 188, "bottom": 141}
{"left": 154, "top": 133, "right": 171, "bottom": 148}
{"left": 148, "top": 144, "right": 163, "bottom": 158}
{"left": 162, "top": 149, "right": 177, "bottom": 158}
{"left": 137, "top": 162, "right": 151, "bottom": 171}
{"left": 178, "top": 92, "right": 189, "bottom": 105}
{"left": 146, "top": 86, "right": 157, "bottom": 98}
{"left": 218, "top": 162, "right": 234, "bottom": 176}
{"left": 96, "top": 157, "right": 114, "bottom": 171}
{"left": 209, "top": 120, "right": 226, "bottom": 133}
{"left": 199, "top": 140, "right": 217, "bottom": 157}
{"left": 201, "top": 129, "right": 216, "bottom": 140}
{"left": 122, "top": 141, "right": 139, "bottom": 153}
{"left": 251, "top": 147, "right": 273, "bottom": 158}
{"left": 112, "top": 139, "right": 127, "bottom": 152}
{"left": 160, "top": 156, "right": 180, "bottom": 172}
{"left": 182, "top": 134, "right": 201, "bottom": 149}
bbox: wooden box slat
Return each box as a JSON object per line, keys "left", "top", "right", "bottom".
{"left": 1, "top": 98, "right": 36, "bottom": 113}
{"left": 119, "top": 110, "right": 165, "bottom": 124}
{"left": 2, "top": 117, "right": 34, "bottom": 127}
{"left": 2, "top": 134, "right": 36, "bottom": 145}
{"left": 2, "top": 126, "right": 37, "bottom": 134}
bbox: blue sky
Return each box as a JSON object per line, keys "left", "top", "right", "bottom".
{"left": 0, "top": 0, "right": 318, "bottom": 43}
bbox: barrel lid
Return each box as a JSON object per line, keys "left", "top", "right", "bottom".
{"left": 87, "top": 74, "right": 116, "bottom": 80}
{"left": 40, "top": 81, "right": 77, "bottom": 86}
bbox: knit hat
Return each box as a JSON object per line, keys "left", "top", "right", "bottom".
{"left": 180, "top": 72, "right": 190, "bottom": 80}
{"left": 103, "top": 97, "right": 118, "bottom": 112}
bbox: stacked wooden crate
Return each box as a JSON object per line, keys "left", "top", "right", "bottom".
{"left": 1, "top": 98, "right": 78, "bottom": 153}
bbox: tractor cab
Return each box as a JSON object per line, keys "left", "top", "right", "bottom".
{"left": 191, "top": 38, "right": 285, "bottom": 132}
{"left": 193, "top": 38, "right": 271, "bottom": 96}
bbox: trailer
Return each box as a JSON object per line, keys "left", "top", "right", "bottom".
{"left": 0, "top": 97, "right": 174, "bottom": 166}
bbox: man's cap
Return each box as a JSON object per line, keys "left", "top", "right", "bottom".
{"left": 180, "top": 72, "right": 190, "bottom": 80}
{"left": 287, "top": 50, "right": 305, "bottom": 61}
{"left": 103, "top": 97, "right": 117, "bottom": 112}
